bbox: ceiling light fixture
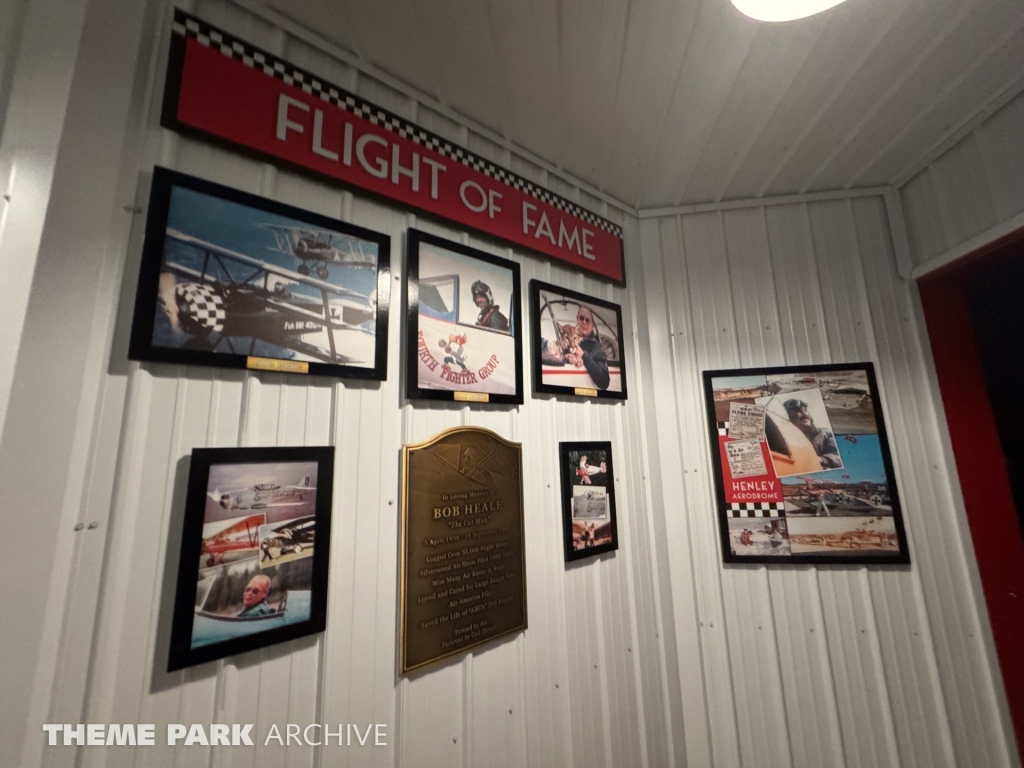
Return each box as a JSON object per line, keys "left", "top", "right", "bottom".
{"left": 730, "top": 0, "right": 849, "bottom": 22}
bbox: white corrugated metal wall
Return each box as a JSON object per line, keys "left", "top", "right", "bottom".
{"left": 12, "top": 0, "right": 1021, "bottom": 766}
{"left": 634, "top": 198, "right": 1019, "bottom": 768}
{"left": 70, "top": 1, "right": 682, "bottom": 767}
{"left": 899, "top": 89, "right": 1024, "bottom": 273}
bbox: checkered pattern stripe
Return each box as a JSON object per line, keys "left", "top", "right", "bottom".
{"left": 172, "top": 11, "right": 623, "bottom": 239}
{"left": 728, "top": 502, "right": 785, "bottom": 518}
{"left": 176, "top": 282, "right": 225, "bottom": 333}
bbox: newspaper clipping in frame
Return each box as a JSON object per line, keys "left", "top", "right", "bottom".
{"left": 724, "top": 438, "right": 767, "bottom": 478}
{"left": 704, "top": 365, "right": 910, "bottom": 564}
{"left": 727, "top": 402, "right": 766, "bottom": 440}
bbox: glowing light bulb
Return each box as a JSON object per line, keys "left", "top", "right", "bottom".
{"left": 730, "top": 0, "right": 850, "bottom": 22}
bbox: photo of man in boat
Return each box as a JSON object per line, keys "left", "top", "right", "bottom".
{"left": 237, "top": 574, "right": 275, "bottom": 617}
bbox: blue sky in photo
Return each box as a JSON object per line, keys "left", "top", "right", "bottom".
{"left": 165, "top": 185, "right": 377, "bottom": 297}
{"left": 782, "top": 433, "right": 887, "bottom": 485}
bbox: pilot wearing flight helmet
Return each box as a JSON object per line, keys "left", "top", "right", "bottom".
{"left": 471, "top": 281, "right": 509, "bottom": 331}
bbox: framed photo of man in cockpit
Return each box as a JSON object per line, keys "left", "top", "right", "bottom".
{"left": 405, "top": 229, "right": 523, "bottom": 405}
{"left": 529, "top": 280, "right": 627, "bottom": 401}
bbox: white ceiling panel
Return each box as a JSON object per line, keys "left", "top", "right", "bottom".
{"left": 408, "top": 0, "right": 511, "bottom": 135}
{"left": 486, "top": 0, "right": 562, "bottom": 163}
{"left": 265, "top": 0, "right": 1024, "bottom": 209}
{"left": 600, "top": 0, "right": 707, "bottom": 204}
{"left": 810, "top": 0, "right": 1024, "bottom": 191}
{"left": 675, "top": 12, "right": 824, "bottom": 203}
{"left": 762, "top": 0, "right": 974, "bottom": 196}
{"left": 719, "top": 0, "right": 907, "bottom": 200}
{"left": 629, "top": 0, "right": 759, "bottom": 207}
{"left": 557, "top": 0, "right": 632, "bottom": 188}
{"left": 851, "top": 19, "right": 1024, "bottom": 188}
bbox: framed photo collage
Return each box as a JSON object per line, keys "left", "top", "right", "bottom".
{"left": 703, "top": 363, "right": 910, "bottom": 565}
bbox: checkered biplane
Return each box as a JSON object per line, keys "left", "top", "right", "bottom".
{"left": 161, "top": 228, "right": 377, "bottom": 363}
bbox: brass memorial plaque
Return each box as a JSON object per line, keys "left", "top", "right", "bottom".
{"left": 400, "top": 426, "right": 527, "bottom": 673}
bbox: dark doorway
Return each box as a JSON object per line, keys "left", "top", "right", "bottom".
{"left": 966, "top": 242, "right": 1024, "bottom": 538}
{"left": 919, "top": 230, "right": 1024, "bottom": 760}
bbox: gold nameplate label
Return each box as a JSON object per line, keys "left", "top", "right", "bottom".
{"left": 246, "top": 356, "right": 309, "bottom": 374}
{"left": 454, "top": 391, "right": 489, "bottom": 403}
{"left": 574, "top": 387, "right": 598, "bottom": 397}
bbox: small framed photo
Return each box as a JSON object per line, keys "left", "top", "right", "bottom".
{"left": 406, "top": 229, "right": 523, "bottom": 404}
{"left": 559, "top": 441, "right": 619, "bottom": 561}
{"left": 168, "top": 446, "right": 334, "bottom": 671}
{"left": 703, "top": 362, "right": 910, "bottom": 565}
{"left": 129, "top": 167, "right": 391, "bottom": 379}
{"left": 530, "top": 280, "right": 628, "bottom": 400}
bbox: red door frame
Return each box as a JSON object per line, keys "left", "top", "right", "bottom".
{"left": 918, "top": 228, "right": 1024, "bottom": 757}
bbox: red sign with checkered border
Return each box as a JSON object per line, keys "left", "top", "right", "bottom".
{"left": 162, "top": 11, "right": 625, "bottom": 284}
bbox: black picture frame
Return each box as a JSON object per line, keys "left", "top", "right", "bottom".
{"left": 168, "top": 446, "right": 334, "bottom": 671}
{"left": 530, "top": 280, "right": 628, "bottom": 401}
{"left": 559, "top": 441, "right": 619, "bottom": 562}
{"left": 405, "top": 229, "right": 524, "bottom": 405}
{"left": 702, "top": 362, "right": 910, "bottom": 565}
{"left": 128, "top": 167, "right": 391, "bottom": 379}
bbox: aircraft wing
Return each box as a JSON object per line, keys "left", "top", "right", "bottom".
{"left": 208, "top": 486, "right": 248, "bottom": 498}
{"left": 202, "top": 513, "right": 264, "bottom": 539}
{"left": 263, "top": 223, "right": 337, "bottom": 238}
{"left": 165, "top": 229, "right": 369, "bottom": 302}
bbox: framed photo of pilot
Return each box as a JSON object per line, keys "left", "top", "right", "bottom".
{"left": 405, "top": 229, "right": 523, "bottom": 404}
{"left": 128, "top": 167, "right": 391, "bottom": 380}
{"left": 530, "top": 280, "right": 627, "bottom": 400}
{"left": 559, "top": 441, "right": 619, "bottom": 562}
{"left": 702, "top": 363, "right": 910, "bottom": 566}
{"left": 167, "top": 445, "right": 334, "bottom": 671}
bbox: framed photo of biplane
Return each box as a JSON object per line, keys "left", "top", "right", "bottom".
{"left": 406, "top": 229, "right": 523, "bottom": 405}
{"left": 168, "top": 445, "right": 334, "bottom": 671}
{"left": 702, "top": 363, "right": 910, "bottom": 565}
{"left": 128, "top": 167, "right": 391, "bottom": 379}
{"left": 559, "top": 440, "right": 619, "bottom": 562}
{"left": 530, "top": 280, "right": 627, "bottom": 400}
